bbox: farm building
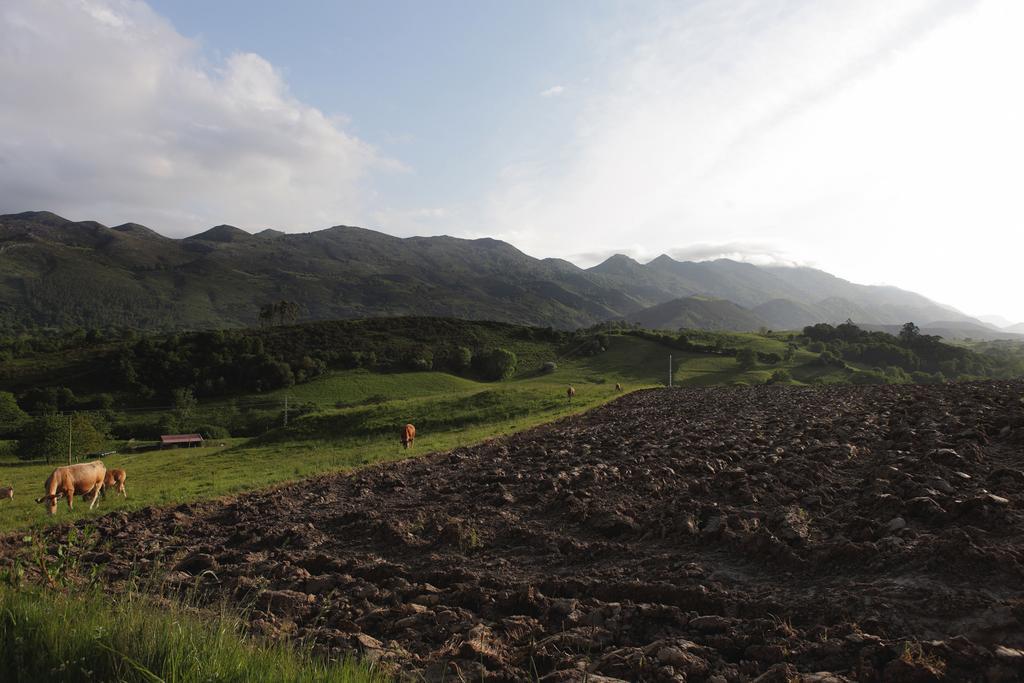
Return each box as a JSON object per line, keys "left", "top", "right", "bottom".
{"left": 160, "top": 434, "right": 204, "bottom": 448}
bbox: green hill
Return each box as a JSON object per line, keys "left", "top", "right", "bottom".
{"left": 0, "top": 210, "right": 989, "bottom": 332}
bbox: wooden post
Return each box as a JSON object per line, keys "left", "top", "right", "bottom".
{"left": 668, "top": 355, "right": 673, "bottom": 387}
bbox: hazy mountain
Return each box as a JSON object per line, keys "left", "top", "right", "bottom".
{"left": 978, "top": 314, "right": 1015, "bottom": 329}
{"left": 0, "top": 211, "right": 994, "bottom": 332}
{"left": 750, "top": 299, "right": 822, "bottom": 330}
{"left": 625, "top": 296, "right": 767, "bottom": 332}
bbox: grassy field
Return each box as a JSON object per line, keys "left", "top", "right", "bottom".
{"left": 0, "top": 339, "right": 653, "bottom": 533}
{"left": 0, "top": 332, "right": 876, "bottom": 534}
{"left": 0, "top": 586, "right": 385, "bottom": 683}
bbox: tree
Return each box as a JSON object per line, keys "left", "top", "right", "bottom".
{"left": 170, "top": 387, "right": 198, "bottom": 432}
{"left": 258, "top": 301, "right": 300, "bottom": 327}
{"left": 899, "top": 322, "right": 921, "bottom": 346}
{"left": 18, "top": 413, "right": 107, "bottom": 463}
{"left": 0, "top": 391, "right": 29, "bottom": 436}
{"left": 736, "top": 348, "right": 757, "bottom": 371}
{"left": 258, "top": 303, "right": 276, "bottom": 327}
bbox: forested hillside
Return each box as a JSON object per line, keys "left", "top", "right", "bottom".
{"left": 0, "top": 211, "right": 997, "bottom": 333}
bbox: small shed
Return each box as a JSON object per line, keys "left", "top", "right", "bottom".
{"left": 160, "top": 434, "right": 204, "bottom": 448}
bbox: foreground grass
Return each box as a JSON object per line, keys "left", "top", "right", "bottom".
{"left": 0, "top": 586, "right": 385, "bottom": 683}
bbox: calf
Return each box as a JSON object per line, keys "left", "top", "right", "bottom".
{"left": 567, "top": 385, "right": 576, "bottom": 402}
{"left": 102, "top": 468, "right": 127, "bottom": 498}
{"left": 401, "top": 423, "right": 416, "bottom": 450}
{"left": 0, "top": 486, "right": 12, "bottom": 501}
{"left": 35, "top": 461, "right": 106, "bottom": 515}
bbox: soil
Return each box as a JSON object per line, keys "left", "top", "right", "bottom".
{"left": 4, "top": 381, "right": 1024, "bottom": 681}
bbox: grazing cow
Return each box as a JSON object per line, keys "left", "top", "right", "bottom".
{"left": 35, "top": 461, "right": 106, "bottom": 515}
{"left": 101, "top": 468, "right": 127, "bottom": 499}
{"left": 401, "top": 423, "right": 416, "bottom": 450}
{"left": 0, "top": 486, "right": 12, "bottom": 501}
{"left": 615, "top": 382, "right": 622, "bottom": 392}
{"left": 567, "top": 385, "right": 576, "bottom": 402}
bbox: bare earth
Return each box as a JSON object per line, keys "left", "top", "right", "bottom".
{"left": 5, "top": 382, "right": 1024, "bottom": 681}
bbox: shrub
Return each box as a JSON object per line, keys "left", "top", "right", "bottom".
{"left": 736, "top": 348, "right": 757, "bottom": 371}
{"left": 541, "top": 361, "right": 557, "bottom": 374}
{"left": 766, "top": 369, "right": 792, "bottom": 384}
{"left": 193, "top": 424, "right": 231, "bottom": 439}
{"left": 475, "top": 348, "right": 517, "bottom": 381}
{"left": 816, "top": 351, "right": 846, "bottom": 368}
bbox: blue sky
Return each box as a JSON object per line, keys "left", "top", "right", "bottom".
{"left": 1, "top": 1, "right": 1022, "bottom": 321}
{"left": 149, "top": 0, "right": 611, "bottom": 226}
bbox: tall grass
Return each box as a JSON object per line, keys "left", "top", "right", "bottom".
{"left": 0, "top": 586, "right": 386, "bottom": 683}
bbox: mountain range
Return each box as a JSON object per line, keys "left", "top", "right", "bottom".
{"left": 0, "top": 210, "right": 1018, "bottom": 337}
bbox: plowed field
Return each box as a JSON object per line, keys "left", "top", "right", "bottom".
{"left": 5, "top": 382, "right": 1024, "bottom": 681}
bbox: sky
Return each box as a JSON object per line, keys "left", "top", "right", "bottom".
{"left": 1, "top": 0, "right": 1022, "bottom": 322}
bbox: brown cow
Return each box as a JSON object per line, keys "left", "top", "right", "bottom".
{"left": 101, "top": 468, "right": 127, "bottom": 499}
{"left": 0, "top": 486, "right": 12, "bottom": 501}
{"left": 567, "top": 385, "right": 576, "bottom": 402}
{"left": 401, "top": 423, "right": 416, "bottom": 450}
{"left": 35, "top": 461, "right": 106, "bottom": 515}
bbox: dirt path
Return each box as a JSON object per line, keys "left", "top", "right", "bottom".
{"left": 5, "top": 382, "right": 1024, "bottom": 681}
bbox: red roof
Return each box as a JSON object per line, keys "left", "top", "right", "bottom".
{"left": 160, "top": 434, "right": 204, "bottom": 444}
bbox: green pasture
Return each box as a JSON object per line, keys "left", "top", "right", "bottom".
{"left": 0, "top": 331, "right": 869, "bottom": 533}
{"left": 0, "top": 332, "right": 864, "bottom": 534}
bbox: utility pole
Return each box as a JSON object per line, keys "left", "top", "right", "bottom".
{"left": 67, "top": 412, "right": 73, "bottom": 466}
{"left": 283, "top": 395, "right": 289, "bottom": 428}
{"left": 668, "top": 355, "right": 673, "bottom": 388}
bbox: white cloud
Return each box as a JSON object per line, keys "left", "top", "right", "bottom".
{"left": 0, "top": 0, "right": 401, "bottom": 235}
{"left": 540, "top": 85, "right": 565, "bottom": 98}
{"left": 482, "top": 0, "right": 1024, "bottom": 320}
{"left": 563, "top": 241, "right": 808, "bottom": 269}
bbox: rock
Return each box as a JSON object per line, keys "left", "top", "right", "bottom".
{"left": 988, "top": 645, "right": 1024, "bottom": 683}
{"left": 255, "top": 589, "right": 315, "bottom": 616}
{"left": 352, "top": 632, "right": 383, "bottom": 650}
{"left": 689, "top": 614, "right": 733, "bottom": 632}
{"left": 174, "top": 552, "right": 217, "bottom": 574}
{"left": 994, "top": 645, "right": 1024, "bottom": 661}
{"left": 801, "top": 673, "right": 853, "bottom": 682}
{"left": 745, "top": 644, "right": 786, "bottom": 664}
{"left": 887, "top": 517, "right": 907, "bottom": 532}
{"left": 655, "top": 646, "right": 708, "bottom": 676}
{"left": 905, "top": 497, "right": 946, "bottom": 521}
{"left": 882, "top": 656, "right": 944, "bottom": 682}
{"left": 929, "top": 448, "right": 962, "bottom": 466}
{"left": 752, "top": 663, "right": 800, "bottom": 682}
{"left": 304, "top": 575, "right": 340, "bottom": 594}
